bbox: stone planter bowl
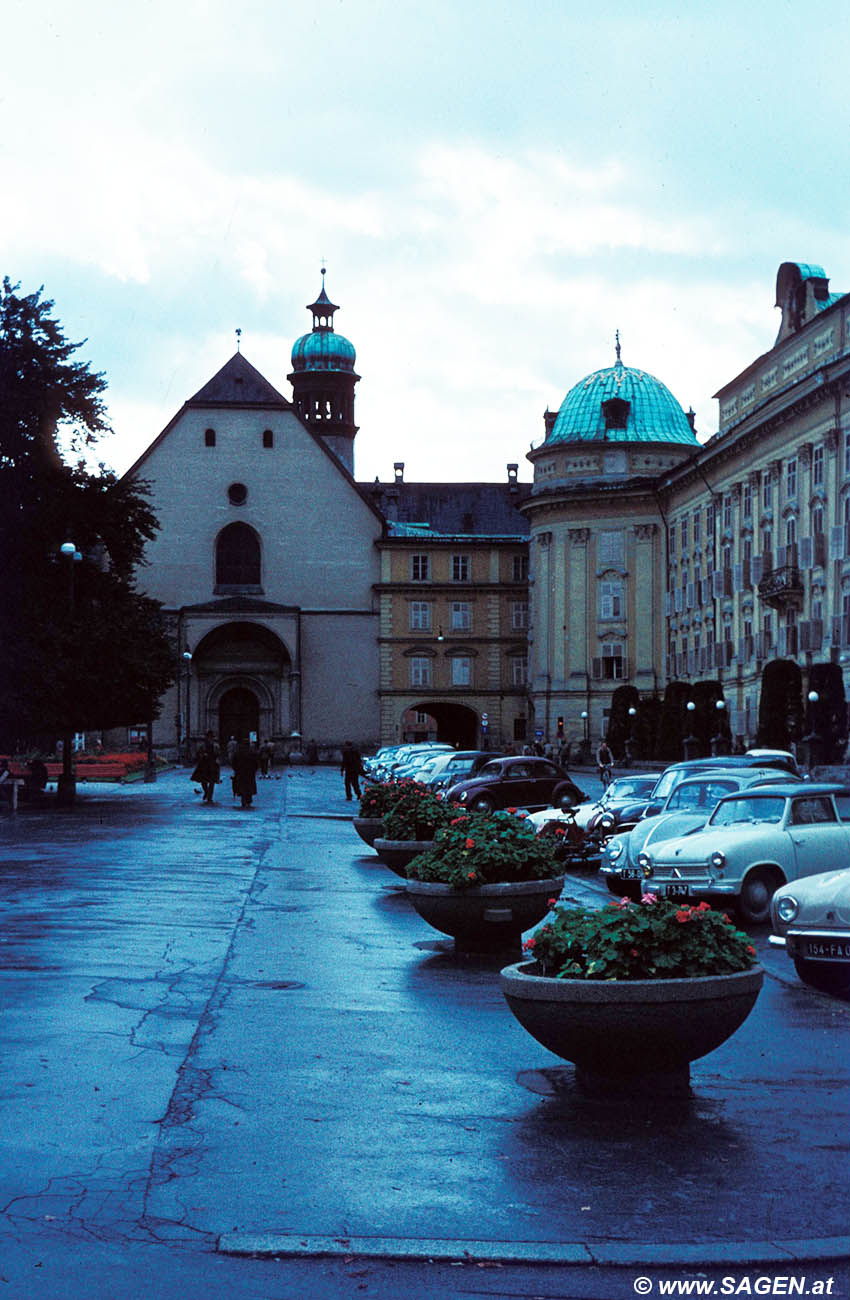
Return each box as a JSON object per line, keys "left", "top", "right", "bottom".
{"left": 373, "top": 839, "right": 435, "bottom": 877}
{"left": 405, "top": 876, "right": 565, "bottom": 952}
{"left": 500, "top": 961, "right": 764, "bottom": 1093}
{"left": 353, "top": 816, "right": 385, "bottom": 847}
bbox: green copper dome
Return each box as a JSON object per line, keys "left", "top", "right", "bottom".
{"left": 548, "top": 355, "right": 697, "bottom": 446}
{"left": 290, "top": 329, "right": 356, "bottom": 373}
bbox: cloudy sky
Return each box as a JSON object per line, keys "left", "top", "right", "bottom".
{"left": 5, "top": 0, "right": 849, "bottom": 482}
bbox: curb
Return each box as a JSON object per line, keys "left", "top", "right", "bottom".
{"left": 217, "top": 1232, "right": 850, "bottom": 1267}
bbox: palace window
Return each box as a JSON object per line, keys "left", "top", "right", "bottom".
{"left": 762, "top": 471, "right": 773, "bottom": 510}
{"left": 409, "top": 657, "right": 432, "bottom": 687}
{"left": 451, "top": 554, "right": 470, "bottom": 582}
{"left": 451, "top": 601, "right": 471, "bottom": 630}
{"left": 510, "top": 655, "right": 528, "bottom": 686}
{"left": 742, "top": 483, "right": 752, "bottom": 519}
{"left": 410, "top": 602, "right": 432, "bottom": 631}
{"left": 786, "top": 458, "right": 798, "bottom": 500}
{"left": 512, "top": 554, "right": 529, "bottom": 582}
{"left": 813, "top": 445, "right": 824, "bottom": 486}
{"left": 511, "top": 600, "right": 528, "bottom": 630}
{"left": 215, "top": 522, "right": 260, "bottom": 587}
{"left": 411, "top": 554, "right": 430, "bottom": 581}
{"left": 722, "top": 494, "right": 732, "bottom": 531}
{"left": 451, "top": 657, "right": 472, "bottom": 687}
{"left": 600, "top": 580, "right": 624, "bottom": 620}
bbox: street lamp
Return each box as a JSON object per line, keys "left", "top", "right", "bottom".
{"left": 625, "top": 705, "right": 637, "bottom": 766}
{"left": 711, "top": 698, "right": 730, "bottom": 756}
{"left": 803, "top": 690, "right": 822, "bottom": 772}
{"left": 182, "top": 651, "right": 193, "bottom": 764}
{"left": 56, "top": 542, "right": 82, "bottom": 806}
{"left": 683, "top": 700, "right": 700, "bottom": 760}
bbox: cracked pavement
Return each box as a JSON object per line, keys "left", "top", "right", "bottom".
{"left": 0, "top": 766, "right": 847, "bottom": 1299}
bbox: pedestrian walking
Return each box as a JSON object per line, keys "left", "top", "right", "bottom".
{"left": 226, "top": 735, "right": 237, "bottom": 767}
{"left": 231, "top": 739, "right": 259, "bottom": 809}
{"left": 258, "top": 741, "right": 271, "bottom": 779}
{"left": 340, "top": 740, "right": 365, "bottom": 801}
{"left": 191, "top": 733, "right": 220, "bottom": 804}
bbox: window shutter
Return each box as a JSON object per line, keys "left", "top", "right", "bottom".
{"left": 733, "top": 563, "right": 742, "bottom": 591}
{"left": 665, "top": 591, "right": 673, "bottom": 616}
{"left": 675, "top": 588, "right": 683, "bottom": 613}
{"left": 621, "top": 657, "right": 630, "bottom": 680}
{"left": 799, "top": 536, "right": 813, "bottom": 568}
{"left": 776, "top": 544, "right": 787, "bottom": 569}
{"left": 830, "top": 525, "right": 846, "bottom": 561}
{"left": 814, "top": 533, "right": 827, "bottom": 566}
{"left": 831, "top": 615, "right": 842, "bottom": 646}
{"left": 798, "top": 621, "right": 811, "bottom": 652}
{"left": 811, "top": 618, "right": 823, "bottom": 648}
{"left": 777, "top": 628, "right": 786, "bottom": 657}
{"left": 712, "top": 571, "right": 724, "bottom": 598}
{"left": 591, "top": 658, "right": 602, "bottom": 680}
{"left": 752, "top": 555, "right": 763, "bottom": 584}
{"left": 686, "top": 583, "right": 695, "bottom": 609}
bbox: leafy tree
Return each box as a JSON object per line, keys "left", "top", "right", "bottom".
{"left": 0, "top": 278, "right": 176, "bottom": 756}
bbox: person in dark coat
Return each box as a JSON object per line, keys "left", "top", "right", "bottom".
{"left": 340, "top": 741, "right": 365, "bottom": 801}
{"left": 232, "top": 739, "right": 259, "bottom": 809}
{"left": 191, "top": 734, "right": 220, "bottom": 803}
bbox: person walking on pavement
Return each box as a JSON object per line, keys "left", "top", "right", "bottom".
{"left": 340, "top": 740, "right": 365, "bottom": 801}
{"left": 232, "top": 738, "right": 259, "bottom": 809}
{"left": 191, "top": 732, "right": 220, "bottom": 804}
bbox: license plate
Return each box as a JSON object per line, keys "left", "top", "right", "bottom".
{"left": 620, "top": 868, "right": 642, "bottom": 880}
{"left": 803, "top": 938, "right": 850, "bottom": 961}
{"left": 660, "top": 882, "right": 690, "bottom": 899}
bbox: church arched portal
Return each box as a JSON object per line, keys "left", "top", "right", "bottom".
{"left": 406, "top": 702, "right": 481, "bottom": 749}
{"left": 218, "top": 687, "right": 260, "bottom": 746}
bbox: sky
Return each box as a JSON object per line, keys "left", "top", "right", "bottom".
{"left": 4, "top": 0, "right": 849, "bottom": 483}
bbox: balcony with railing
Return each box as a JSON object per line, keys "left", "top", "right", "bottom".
{"left": 757, "top": 544, "right": 803, "bottom": 608}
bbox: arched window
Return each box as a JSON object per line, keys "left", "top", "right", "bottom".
{"left": 216, "top": 523, "right": 261, "bottom": 588}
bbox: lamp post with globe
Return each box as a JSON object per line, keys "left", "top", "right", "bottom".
{"left": 625, "top": 705, "right": 637, "bottom": 766}
{"left": 56, "top": 541, "right": 82, "bottom": 807}
{"left": 803, "top": 689, "right": 822, "bottom": 773}
{"left": 683, "top": 700, "right": 701, "bottom": 759}
{"left": 711, "top": 698, "right": 730, "bottom": 755}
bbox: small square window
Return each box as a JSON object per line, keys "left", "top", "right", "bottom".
{"left": 263, "top": 429, "right": 274, "bottom": 448}
{"left": 411, "top": 554, "right": 430, "bottom": 582}
{"left": 452, "top": 554, "right": 470, "bottom": 582}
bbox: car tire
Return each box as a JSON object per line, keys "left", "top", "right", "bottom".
{"left": 738, "top": 867, "right": 780, "bottom": 925}
{"left": 792, "top": 958, "right": 850, "bottom": 997}
{"left": 553, "top": 783, "right": 578, "bottom": 810}
{"left": 472, "top": 795, "right": 495, "bottom": 815}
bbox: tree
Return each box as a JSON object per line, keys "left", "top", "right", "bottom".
{"left": 0, "top": 278, "right": 176, "bottom": 760}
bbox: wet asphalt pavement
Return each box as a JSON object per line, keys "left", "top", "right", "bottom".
{"left": 0, "top": 766, "right": 847, "bottom": 1300}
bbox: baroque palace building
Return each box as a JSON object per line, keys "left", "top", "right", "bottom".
{"left": 524, "top": 261, "right": 850, "bottom": 756}
{"left": 128, "top": 260, "right": 848, "bottom": 758}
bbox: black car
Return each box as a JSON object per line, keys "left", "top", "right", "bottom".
{"left": 445, "top": 756, "right": 586, "bottom": 815}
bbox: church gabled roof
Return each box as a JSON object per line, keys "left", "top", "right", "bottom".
{"left": 187, "top": 352, "right": 291, "bottom": 407}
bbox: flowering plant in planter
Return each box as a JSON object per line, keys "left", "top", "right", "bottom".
{"left": 381, "top": 781, "right": 455, "bottom": 841}
{"left": 358, "top": 782, "right": 406, "bottom": 819}
{"left": 407, "top": 810, "right": 561, "bottom": 888}
{"left": 525, "top": 895, "right": 757, "bottom": 980}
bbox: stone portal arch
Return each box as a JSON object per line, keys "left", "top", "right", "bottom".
{"left": 192, "top": 622, "right": 292, "bottom": 746}
{"left": 405, "top": 701, "right": 482, "bottom": 749}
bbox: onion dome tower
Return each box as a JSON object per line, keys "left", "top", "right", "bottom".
{"left": 288, "top": 270, "right": 360, "bottom": 474}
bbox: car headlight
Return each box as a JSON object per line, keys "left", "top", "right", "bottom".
{"left": 637, "top": 851, "right": 652, "bottom": 876}
{"left": 599, "top": 812, "right": 615, "bottom": 830}
{"left": 459, "top": 791, "right": 468, "bottom": 802}
{"left": 776, "top": 895, "right": 799, "bottom": 923}
{"left": 607, "top": 838, "right": 623, "bottom": 861}
{"left": 710, "top": 850, "right": 725, "bottom": 871}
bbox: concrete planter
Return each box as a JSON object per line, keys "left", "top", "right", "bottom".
{"left": 373, "top": 838, "right": 435, "bottom": 876}
{"left": 405, "top": 876, "right": 565, "bottom": 953}
{"left": 500, "top": 961, "right": 764, "bottom": 1093}
{"left": 353, "top": 817, "right": 385, "bottom": 847}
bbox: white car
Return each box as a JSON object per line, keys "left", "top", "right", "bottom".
{"left": 633, "top": 783, "right": 850, "bottom": 924}
{"left": 770, "top": 868, "right": 850, "bottom": 996}
{"left": 526, "top": 774, "right": 662, "bottom": 834}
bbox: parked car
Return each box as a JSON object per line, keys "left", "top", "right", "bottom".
{"left": 628, "top": 783, "right": 850, "bottom": 924}
{"left": 770, "top": 867, "right": 850, "bottom": 996}
{"left": 601, "top": 768, "right": 803, "bottom": 899}
{"left": 426, "top": 750, "right": 502, "bottom": 795}
{"left": 527, "top": 773, "right": 662, "bottom": 835}
{"left": 445, "top": 756, "right": 586, "bottom": 815}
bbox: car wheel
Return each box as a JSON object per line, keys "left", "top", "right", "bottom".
{"left": 553, "top": 783, "right": 577, "bottom": 810}
{"left": 472, "top": 795, "right": 495, "bottom": 815}
{"left": 605, "top": 877, "right": 640, "bottom": 901}
{"left": 738, "top": 867, "right": 780, "bottom": 924}
{"left": 792, "top": 958, "right": 850, "bottom": 998}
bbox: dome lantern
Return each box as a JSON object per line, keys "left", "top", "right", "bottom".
{"left": 288, "top": 270, "right": 360, "bottom": 474}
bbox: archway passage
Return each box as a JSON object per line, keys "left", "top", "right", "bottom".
{"left": 219, "top": 687, "right": 260, "bottom": 747}
{"left": 408, "top": 701, "right": 481, "bottom": 749}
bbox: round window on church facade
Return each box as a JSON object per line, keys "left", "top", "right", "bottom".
{"left": 228, "top": 482, "right": 248, "bottom": 506}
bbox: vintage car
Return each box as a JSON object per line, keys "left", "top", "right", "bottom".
{"left": 427, "top": 751, "right": 503, "bottom": 796}
{"left": 595, "top": 752, "right": 801, "bottom": 835}
{"left": 628, "top": 783, "right": 850, "bottom": 924}
{"left": 526, "top": 773, "right": 662, "bottom": 835}
{"left": 770, "top": 868, "right": 850, "bottom": 995}
{"left": 444, "top": 756, "right": 585, "bottom": 815}
{"left": 601, "top": 768, "right": 802, "bottom": 897}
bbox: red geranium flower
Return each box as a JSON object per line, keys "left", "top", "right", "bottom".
{"left": 464, "top": 837, "right": 476, "bottom": 848}
{"left": 675, "top": 909, "right": 692, "bottom": 923}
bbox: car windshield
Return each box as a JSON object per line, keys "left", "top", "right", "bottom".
{"left": 606, "top": 778, "right": 656, "bottom": 800}
{"left": 709, "top": 796, "right": 785, "bottom": 827}
{"left": 665, "top": 779, "right": 737, "bottom": 811}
